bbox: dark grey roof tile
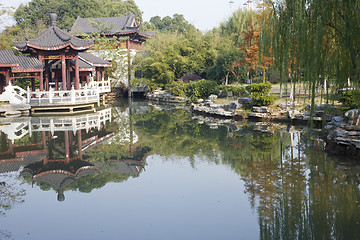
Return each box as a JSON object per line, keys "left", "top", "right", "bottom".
{"left": 70, "top": 15, "right": 136, "bottom": 35}
{"left": 79, "top": 52, "right": 112, "bottom": 67}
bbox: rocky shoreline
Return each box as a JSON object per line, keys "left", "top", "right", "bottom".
{"left": 147, "top": 89, "right": 360, "bottom": 157}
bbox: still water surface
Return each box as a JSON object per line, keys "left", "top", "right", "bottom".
{"left": 0, "top": 100, "right": 359, "bottom": 240}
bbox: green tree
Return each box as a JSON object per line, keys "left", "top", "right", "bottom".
{"left": 14, "top": 0, "right": 142, "bottom": 31}
{"left": 137, "top": 30, "right": 218, "bottom": 87}
{"left": 143, "top": 14, "right": 196, "bottom": 33}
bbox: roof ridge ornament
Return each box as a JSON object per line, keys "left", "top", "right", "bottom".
{"left": 50, "top": 13, "right": 57, "bottom": 27}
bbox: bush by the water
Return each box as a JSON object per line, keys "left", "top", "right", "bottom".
{"left": 338, "top": 90, "right": 360, "bottom": 110}
{"left": 246, "top": 81, "right": 276, "bottom": 106}
{"left": 166, "top": 81, "right": 186, "bottom": 97}
{"left": 185, "top": 80, "right": 218, "bottom": 101}
{"left": 218, "top": 85, "right": 247, "bottom": 97}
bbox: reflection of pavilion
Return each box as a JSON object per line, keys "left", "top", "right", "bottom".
{"left": 0, "top": 109, "right": 113, "bottom": 200}
{"left": 0, "top": 106, "right": 149, "bottom": 201}
{"left": 21, "top": 159, "right": 99, "bottom": 202}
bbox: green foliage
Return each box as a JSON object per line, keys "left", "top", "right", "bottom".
{"left": 220, "top": 9, "right": 256, "bottom": 45}
{"left": 218, "top": 85, "right": 247, "bottom": 97}
{"left": 246, "top": 81, "right": 276, "bottom": 106}
{"left": 13, "top": 0, "right": 142, "bottom": 31}
{"left": 165, "top": 81, "right": 186, "bottom": 97}
{"left": 137, "top": 31, "right": 218, "bottom": 87}
{"left": 142, "top": 14, "right": 196, "bottom": 33}
{"left": 338, "top": 90, "right": 360, "bottom": 110}
{"left": 184, "top": 80, "right": 217, "bottom": 101}
{"left": 131, "top": 78, "right": 158, "bottom": 91}
{"left": 261, "top": 0, "right": 360, "bottom": 102}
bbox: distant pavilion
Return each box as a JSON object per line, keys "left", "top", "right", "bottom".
{"left": 69, "top": 14, "right": 155, "bottom": 50}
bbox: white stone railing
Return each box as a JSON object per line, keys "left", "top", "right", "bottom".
{"left": 88, "top": 79, "right": 111, "bottom": 93}
{"left": 29, "top": 108, "right": 112, "bottom": 135}
{"left": 0, "top": 108, "right": 112, "bottom": 141}
{"left": 27, "top": 85, "right": 100, "bottom": 106}
{"left": 0, "top": 83, "right": 28, "bottom": 105}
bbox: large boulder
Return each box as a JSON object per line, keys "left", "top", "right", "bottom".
{"left": 345, "top": 109, "right": 359, "bottom": 120}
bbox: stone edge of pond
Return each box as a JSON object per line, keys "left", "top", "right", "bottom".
{"left": 146, "top": 90, "right": 360, "bottom": 157}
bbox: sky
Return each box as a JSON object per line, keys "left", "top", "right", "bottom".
{"left": 1, "top": 0, "right": 252, "bottom": 31}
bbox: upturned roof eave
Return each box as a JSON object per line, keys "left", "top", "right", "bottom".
{"left": 22, "top": 42, "right": 94, "bottom": 52}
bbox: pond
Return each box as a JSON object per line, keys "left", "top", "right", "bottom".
{"left": 0, "top": 99, "right": 359, "bottom": 240}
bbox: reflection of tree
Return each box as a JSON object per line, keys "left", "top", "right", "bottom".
{"left": 237, "top": 130, "right": 360, "bottom": 239}
{"left": 0, "top": 229, "right": 13, "bottom": 240}
{"left": 0, "top": 174, "right": 26, "bottom": 217}
{"left": 134, "top": 109, "right": 227, "bottom": 163}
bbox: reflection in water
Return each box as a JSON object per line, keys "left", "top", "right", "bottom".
{"left": 0, "top": 107, "right": 149, "bottom": 202}
{"left": 132, "top": 106, "right": 360, "bottom": 239}
{"left": 0, "top": 100, "right": 359, "bottom": 239}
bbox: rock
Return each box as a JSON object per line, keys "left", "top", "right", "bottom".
{"left": 224, "top": 102, "right": 241, "bottom": 111}
{"left": 238, "top": 98, "right": 252, "bottom": 105}
{"left": 332, "top": 116, "right": 345, "bottom": 123}
{"left": 334, "top": 129, "right": 348, "bottom": 138}
{"left": 208, "top": 94, "right": 218, "bottom": 100}
{"left": 203, "top": 100, "right": 215, "bottom": 106}
{"left": 287, "top": 110, "right": 301, "bottom": 119}
{"left": 315, "top": 103, "right": 335, "bottom": 111}
{"left": 234, "top": 109, "right": 243, "bottom": 116}
{"left": 253, "top": 106, "right": 270, "bottom": 113}
{"left": 209, "top": 104, "right": 222, "bottom": 109}
{"left": 279, "top": 101, "right": 301, "bottom": 110}
{"left": 247, "top": 112, "right": 269, "bottom": 119}
{"left": 196, "top": 99, "right": 204, "bottom": 104}
{"left": 345, "top": 125, "right": 360, "bottom": 131}
{"left": 345, "top": 109, "right": 359, "bottom": 120}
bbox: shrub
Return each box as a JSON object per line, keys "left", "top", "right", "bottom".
{"left": 185, "top": 80, "right": 218, "bottom": 101}
{"left": 338, "top": 90, "right": 360, "bottom": 110}
{"left": 218, "top": 85, "right": 247, "bottom": 97}
{"left": 166, "top": 81, "right": 186, "bottom": 97}
{"left": 131, "top": 78, "right": 158, "bottom": 91}
{"left": 246, "top": 81, "right": 276, "bottom": 106}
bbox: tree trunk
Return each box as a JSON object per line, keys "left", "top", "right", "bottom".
{"left": 263, "top": 68, "right": 266, "bottom": 83}
{"left": 225, "top": 72, "right": 229, "bottom": 85}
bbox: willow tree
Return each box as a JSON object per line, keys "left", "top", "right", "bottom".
{"left": 260, "top": 0, "right": 360, "bottom": 105}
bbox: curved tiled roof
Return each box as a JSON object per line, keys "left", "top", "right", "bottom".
{"left": 79, "top": 52, "right": 112, "bottom": 67}
{"left": 70, "top": 14, "right": 137, "bottom": 35}
{"left": 0, "top": 50, "right": 43, "bottom": 72}
{"left": 13, "top": 14, "right": 94, "bottom": 51}
{"left": 70, "top": 14, "right": 155, "bottom": 39}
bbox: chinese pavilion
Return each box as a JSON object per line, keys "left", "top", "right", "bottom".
{"left": 0, "top": 13, "right": 112, "bottom": 114}
{"left": 70, "top": 14, "right": 155, "bottom": 50}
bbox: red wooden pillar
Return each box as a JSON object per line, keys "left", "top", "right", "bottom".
{"left": 66, "top": 60, "right": 71, "bottom": 90}
{"left": 45, "top": 60, "right": 49, "bottom": 91}
{"left": 101, "top": 68, "right": 104, "bottom": 81}
{"left": 31, "top": 78, "right": 35, "bottom": 91}
{"left": 5, "top": 69, "right": 10, "bottom": 86}
{"left": 64, "top": 131, "right": 70, "bottom": 163}
{"left": 42, "top": 131, "right": 48, "bottom": 165}
{"left": 96, "top": 67, "right": 100, "bottom": 82}
{"left": 86, "top": 75, "right": 89, "bottom": 85}
{"left": 38, "top": 56, "right": 44, "bottom": 91}
{"left": 61, "top": 54, "right": 67, "bottom": 90}
{"left": 8, "top": 139, "right": 13, "bottom": 152}
{"left": 74, "top": 55, "right": 80, "bottom": 90}
{"left": 77, "top": 130, "right": 82, "bottom": 160}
